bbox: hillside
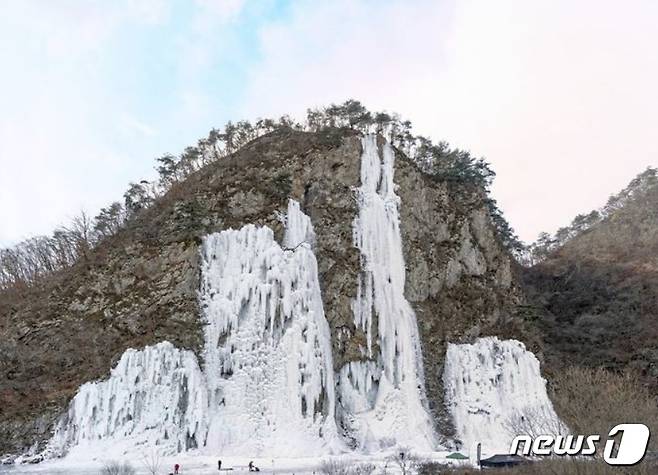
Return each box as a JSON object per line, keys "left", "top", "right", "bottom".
{"left": 522, "top": 169, "right": 658, "bottom": 389}
{"left": 0, "top": 127, "right": 525, "bottom": 456}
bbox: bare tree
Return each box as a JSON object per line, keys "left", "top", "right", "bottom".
{"left": 550, "top": 366, "right": 658, "bottom": 454}
{"left": 387, "top": 449, "right": 424, "bottom": 475}
{"left": 94, "top": 202, "right": 126, "bottom": 239}
{"left": 140, "top": 448, "right": 162, "bottom": 475}
{"left": 505, "top": 406, "right": 569, "bottom": 440}
{"left": 317, "top": 460, "right": 377, "bottom": 475}
{"left": 353, "top": 463, "right": 376, "bottom": 475}
{"left": 67, "top": 210, "right": 94, "bottom": 260}
{"left": 318, "top": 459, "right": 352, "bottom": 475}
{"left": 101, "top": 460, "right": 136, "bottom": 475}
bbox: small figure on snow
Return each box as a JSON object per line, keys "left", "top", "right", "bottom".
{"left": 218, "top": 459, "right": 222, "bottom": 471}
{"left": 174, "top": 463, "right": 180, "bottom": 474}
{"left": 248, "top": 461, "right": 260, "bottom": 472}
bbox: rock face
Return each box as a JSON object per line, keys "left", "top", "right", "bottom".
{"left": 394, "top": 147, "right": 525, "bottom": 438}
{"left": 0, "top": 129, "right": 521, "bottom": 455}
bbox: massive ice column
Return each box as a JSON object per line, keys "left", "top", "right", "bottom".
{"left": 45, "top": 342, "right": 208, "bottom": 460}
{"left": 443, "top": 337, "right": 565, "bottom": 453}
{"left": 337, "top": 134, "right": 437, "bottom": 452}
{"left": 199, "top": 200, "right": 341, "bottom": 456}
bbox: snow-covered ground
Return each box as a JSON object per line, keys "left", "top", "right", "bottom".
{"left": 1, "top": 452, "right": 473, "bottom": 474}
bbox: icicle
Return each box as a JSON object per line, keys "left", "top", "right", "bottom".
{"left": 443, "top": 337, "right": 566, "bottom": 453}
{"left": 338, "top": 134, "right": 437, "bottom": 452}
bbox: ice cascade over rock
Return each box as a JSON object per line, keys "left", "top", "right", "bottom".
{"left": 200, "top": 199, "right": 340, "bottom": 456}
{"left": 337, "top": 135, "right": 437, "bottom": 452}
{"left": 46, "top": 200, "right": 339, "bottom": 459}
{"left": 46, "top": 341, "right": 207, "bottom": 460}
{"left": 443, "top": 337, "right": 565, "bottom": 453}
{"left": 41, "top": 137, "right": 562, "bottom": 463}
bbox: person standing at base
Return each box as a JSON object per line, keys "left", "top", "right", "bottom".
{"left": 174, "top": 463, "right": 180, "bottom": 474}
{"left": 218, "top": 459, "right": 222, "bottom": 471}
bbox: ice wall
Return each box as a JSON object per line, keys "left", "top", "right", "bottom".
{"left": 43, "top": 136, "right": 558, "bottom": 463}
{"left": 45, "top": 342, "right": 207, "bottom": 460}
{"left": 337, "top": 135, "right": 437, "bottom": 452}
{"left": 46, "top": 200, "right": 339, "bottom": 460}
{"left": 443, "top": 337, "right": 565, "bottom": 453}
{"left": 199, "top": 199, "right": 340, "bottom": 456}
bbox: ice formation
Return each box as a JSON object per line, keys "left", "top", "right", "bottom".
{"left": 47, "top": 200, "right": 339, "bottom": 459}
{"left": 46, "top": 342, "right": 207, "bottom": 459}
{"left": 42, "top": 135, "right": 557, "bottom": 463}
{"left": 443, "top": 337, "right": 565, "bottom": 453}
{"left": 336, "top": 135, "right": 437, "bottom": 452}
{"left": 199, "top": 199, "right": 340, "bottom": 456}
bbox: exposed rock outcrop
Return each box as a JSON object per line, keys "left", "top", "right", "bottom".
{"left": 0, "top": 129, "right": 522, "bottom": 455}
{"left": 394, "top": 147, "right": 525, "bottom": 438}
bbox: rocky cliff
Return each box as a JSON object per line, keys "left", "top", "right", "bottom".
{"left": 0, "top": 128, "right": 524, "bottom": 455}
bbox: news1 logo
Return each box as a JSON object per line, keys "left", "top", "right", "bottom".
{"left": 509, "top": 423, "right": 651, "bottom": 466}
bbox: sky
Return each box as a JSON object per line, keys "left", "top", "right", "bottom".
{"left": 1, "top": 0, "right": 657, "bottom": 247}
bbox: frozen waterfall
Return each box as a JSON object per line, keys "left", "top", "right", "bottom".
{"left": 46, "top": 200, "right": 339, "bottom": 459}
{"left": 443, "top": 337, "right": 565, "bottom": 453}
{"left": 199, "top": 199, "right": 341, "bottom": 456}
{"left": 337, "top": 135, "right": 437, "bottom": 452}
{"left": 40, "top": 135, "right": 562, "bottom": 464}
{"left": 45, "top": 342, "right": 208, "bottom": 460}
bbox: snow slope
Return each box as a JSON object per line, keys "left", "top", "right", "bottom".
{"left": 336, "top": 135, "right": 437, "bottom": 452}
{"left": 443, "top": 337, "right": 564, "bottom": 453}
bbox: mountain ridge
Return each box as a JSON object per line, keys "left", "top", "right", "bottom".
{"left": 1, "top": 128, "right": 525, "bottom": 455}
{"left": 522, "top": 167, "right": 658, "bottom": 391}
{"left": 3, "top": 111, "right": 654, "bottom": 463}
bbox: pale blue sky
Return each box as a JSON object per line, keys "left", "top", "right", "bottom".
{"left": 1, "top": 0, "right": 657, "bottom": 246}
{"left": 0, "top": 0, "right": 293, "bottom": 246}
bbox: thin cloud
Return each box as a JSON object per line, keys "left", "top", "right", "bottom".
{"left": 240, "top": 0, "right": 658, "bottom": 242}
{"left": 2, "top": 0, "right": 657, "bottom": 246}
{"left": 120, "top": 115, "right": 158, "bottom": 138}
